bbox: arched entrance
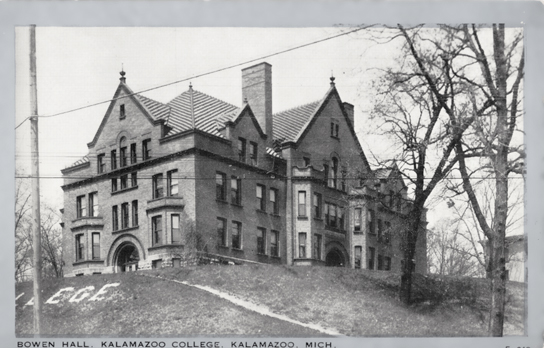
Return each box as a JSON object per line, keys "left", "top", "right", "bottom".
{"left": 325, "top": 248, "right": 345, "bottom": 267}
{"left": 115, "top": 242, "right": 140, "bottom": 272}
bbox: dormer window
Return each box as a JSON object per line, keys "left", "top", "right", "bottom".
{"left": 120, "top": 104, "right": 126, "bottom": 120}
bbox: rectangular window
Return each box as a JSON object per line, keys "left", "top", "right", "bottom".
{"left": 120, "top": 104, "right": 126, "bottom": 119}
{"left": 111, "top": 178, "right": 118, "bottom": 192}
{"left": 323, "top": 164, "right": 329, "bottom": 184}
{"left": 110, "top": 150, "right": 117, "bottom": 170}
{"left": 298, "top": 233, "right": 307, "bottom": 258}
{"left": 167, "top": 170, "right": 179, "bottom": 196}
{"left": 231, "top": 177, "right": 241, "bottom": 205}
{"left": 270, "top": 230, "right": 279, "bottom": 257}
{"left": 354, "top": 208, "right": 362, "bottom": 232}
{"left": 368, "top": 209, "right": 375, "bottom": 234}
{"left": 270, "top": 188, "right": 279, "bottom": 214}
{"left": 238, "top": 138, "right": 246, "bottom": 162}
{"left": 257, "top": 228, "right": 266, "bottom": 254}
{"left": 256, "top": 184, "right": 266, "bottom": 211}
{"left": 121, "top": 203, "right": 129, "bottom": 229}
{"left": 76, "top": 195, "right": 86, "bottom": 218}
{"left": 338, "top": 207, "right": 344, "bottom": 230}
{"left": 216, "top": 172, "right": 227, "bottom": 201}
{"left": 112, "top": 205, "right": 118, "bottom": 231}
{"left": 152, "top": 215, "right": 162, "bottom": 246}
{"left": 130, "top": 143, "right": 137, "bottom": 164}
{"left": 152, "top": 259, "right": 162, "bottom": 269}
{"left": 325, "top": 203, "right": 330, "bottom": 224}
{"left": 92, "top": 233, "right": 100, "bottom": 260}
{"left": 249, "top": 142, "right": 258, "bottom": 166}
{"left": 217, "top": 218, "right": 227, "bottom": 247}
{"left": 75, "top": 234, "right": 85, "bottom": 261}
{"left": 132, "top": 200, "right": 138, "bottom": 226}
{"left": 385, "top": 257, "right": 392, "bottom": 271}
{"left": 232, "top": 221, "right": 242, "bottom": 249}
{"left": 313, "top": 193, "right": 322, "bottom": 218}
{"left": 298, "top": 191, "right": 306, "bottom": 217}
{"left": 329, "top": 204, "right": 337, "bottom": 228}
{"left": 97, "top": 154, "right": 106, "bottom": 173}
{"left": 142, "top": 139, "right": 151, "bottom": 160}
{"left": 120, "top": 174, "right": 128, "bottom": 190}
{"left": 314, "top": 234, "right": 322, "bottom": 260}
{"left": 368, "top": 247, "right": 375, "bottom": 270}
{"left": 378, "top": 254, "right": 384, "bottom": 270}
{"left": 131, "top": 172, "right": 138, "bottom": 187}
{"left": 354, "top": 246, "right": 362, "bottom": 269}
{"left": 88, "top": 192, "right": 98, "bottom": 217}
{"left": 153, "top": 173, "right": 164, "bottom": 199}
{"left": 171, "top": 214, "right": 181, "bottom": 244}
{"left": 384, "top": 221, "right": 391, "bottom": 244}
{"left": 377, "top": 219, "right": 383, "bottom": 241}
{"left": 120, "top": 146, "right": 128, "bottom": 167}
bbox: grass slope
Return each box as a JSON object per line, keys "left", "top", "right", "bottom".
{"left": 16, "top": 264, "right": 525, "bottom": 337}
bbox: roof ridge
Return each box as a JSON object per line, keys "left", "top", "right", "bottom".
{"left": 167, "top": 88, "right": 239, "bottom": 110}
{"left": 274, "top": 100, "right": 321, "bottom": 116}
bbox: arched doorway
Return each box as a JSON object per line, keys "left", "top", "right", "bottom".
{"left": 115, "top": 242, "right": 140, "bottom": 272}
{"left": 325, "top": 248, "right": 345, "bottom": 267}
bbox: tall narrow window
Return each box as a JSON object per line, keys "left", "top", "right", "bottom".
{"left": 368, "top": 209, "right": 375, "bottom": 234}
{"left": 171, "top": 214, "right": 181, "bottom": 244}
{"left": 167, "top": 170, "right": 179, "bottom": 196}
{"left": 339, "top": 207, "right": 345, "bottom": 230}
{"left": 231, "top": 177, "right": 241, "bottom": 205}
{"left": 354, "top": 246, "right": 362, "bottom": 269}
{"left": 111, "top": 178, "right": 118, "bottom": 192}
{"left": 76, "top": 195, "right": 86, "bottom": 218}
{"left": 270, "top": 230, "right": 279, "bottom": 257}
{"left": 238, "top": 138, "right": 246, "bottom": 162}
{"left": 232, "top": 221, "right": 242, "bottom": 249}
{"left": 121, "top": 203, "right": 129, "bottom": 229}
{"left": 111, "top": 150, "right": 117, "bottom": 170}
{"left": 378, "top": 255, "right": 384, "bottom": 270}
{"left": 88, "top": 192, "right": 98, "bottom": 217}
{"left": 298, "top": 191, "right": 306, "bottom": 217}
{"left": 270, "top": 188, "right": 278, "bottom": 214}
{"left": 216, "top": 172, "right": 227, "bottom": 201}
{"left": 92, "top": 233, "right": 100, "bottom": 260}
{"left": 354, "top": 208, "right": 362, "bottom": 232}
{"left": 385, "top": 257, "right": 392, "bottom": 271}
{"left": 120, "top": 137, "right": 127, "bottom": 167}
{"left": 97, "top": 154, "right": 106, "bottom": 173}
{"left": 313, "top": 193, "right": 322, "bottom": 218}
{"left": 119, "top": 104, "right": 126, "bottom": 119}
{"left": 152, "top": 215, "right": 162, "bottom": 246}
{"left": 130, "top": 143, "right": 137, "bottom": 164}
{"left": 217, "top": 218, "right": 227, "bottom": 247}
{"left": 120, "top": 174, "right": 128, "bottom": 190}
{"left": 368, "top": 247, "right": 375, "bottom": 270}
{"left": 131, "top": 172, "right": 138, "bottom": 187}
{"left": 298, "top": 233, "right": 307, "bottom": 258}
{"left": 314, "top": 234, "right": 322, "bottom": 260}
{"left": 331, "top": 157, "right": 339, "bottom": 188}
{"left": 384, "top": 221, "right": 391, "bottom": 244}
{"left": 249, "top": 142, "right": 258, "bottom": 166}
{"left": 112, "top": 206, "right": 119, "bottom": 231}
{"left": 142, "top": 139, "right": 151, "bottom": 160}
{"left": 257, "top": 228, "right": 266, "bottom": 254}
{"left": 377, "top": 219, "right": 383, "bottom": 241}
{"left": 325, "top": 203, "right": 330, "bottom": 224}
{"left": 153, "top": 173, "right": 164, "bottom": 199}
{"left": 75, "top": 234, "right": 85, "bottom": 261}
{"left": 323, "top": 164, "right": 329, "bottom": 185}
{"left": 256, "top": 184, "right": 266, "bottom": 211}
{"left": 132, "top": 200, "right": 138, "bottom": 226}
{"left": 329, "top": 204, "right": 337, "bottom": 228}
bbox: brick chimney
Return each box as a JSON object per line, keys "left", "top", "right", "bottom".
{"left": 343, "top": 102, "right": 354, "bottom": 127}
{"left": 242, "top": 62, "right": 273, "bottom": 143}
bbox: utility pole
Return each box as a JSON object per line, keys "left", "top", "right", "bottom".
{"left": 29, "top": 24, "right": 42, "bottom": 336}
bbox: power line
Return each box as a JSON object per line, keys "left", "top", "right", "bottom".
{"left": 15, "top": 175, "right": 525, "bottom": 180}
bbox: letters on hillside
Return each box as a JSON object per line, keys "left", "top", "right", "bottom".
{"left": 17, "top": 283, "right": 121, "bottom": 307}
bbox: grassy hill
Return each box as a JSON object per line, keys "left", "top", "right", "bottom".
{"left": 15, "top": 264, "right": 525, "bottom": 337}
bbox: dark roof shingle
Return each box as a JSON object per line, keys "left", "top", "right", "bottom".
{"left": 272, "top": 101, "right": 321, "bottom": 143}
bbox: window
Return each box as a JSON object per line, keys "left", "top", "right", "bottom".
{"left": 152, "top": 259, "right": 162, "bottom": 269}
{"left": 378, "top": 254, "right": 384, "bottom": 270}
{"left": 270, "top": 188, "right": 279, "bottom": 214}
{"left": 327, "top": 203, "right": 337, "bottom": 228}
{"left": 323, "top": 164, "right": 329, "bottom": 184}
{"left": 385, "top": 257, "right": 391, "bottom": 271}
{"left": 120, "top": 174, "right": 128, "bottom": 190}
{"left": 298, "top": 191, "right": 306, "bottom": 217}
{"left": 130, "top": 143, "right": 137, "bottom": 164}
{"left": 368, "top": 209, "right": 375, "bottom": 234}
{"left": 171, "top": 214, "right": 181, "bottom": 244}
{"left": 75, "top": 234, "right": 85, "bottom": 261}
{"left": 111, "top": 150, "right": 117, "bottom": 170}
{"left": 256, "top": 184, "right": 266, "bottom": 211}
{"left": 132, "top": 200, "right": 138, "bottom": 226}
{"left": 97, "top": 154, "right": 106, "bottom": 173}
{"left": 153, "top": 174, "right": 164, "bottom": 199}
{"left": 270, "top": 230, "right": 279, "bottom": 257}
{"left": 232, "top": 221, "right": 242, "bottom": 249}
{"left": 120, "top": 137, "right": 128, "bottom": 167}
{"left": 76, "top": 195, "right": 86, "bottom": 218}
{"left": 354, "top": 208, "right": 362, "bottom": 232}
{"left": 152, "top": 215, "right": 162, "bottom": 246}
{"left": 92, "top": 233, "right": 100, "bottom": 260}
{"left": 257, "top": 228, "right": 266, "bottom": 254}
{"left": 216, "top": 172, "right": 227, "bottom": 201}
{"left": 167, "top": 170, "right": 179, "bottom": 196}
{"left": 338, "top": 207, "right": 345, "bottom": 230}
{"left": 384, "top": 221, "right": 391, "bottom": 244}
{"left": 298, "top": 233, "right": 307, "bottom": 258}
{"left": 142, "top": 139, "right": 151, "bottom": 160}
{"left": 314, "top": 234, "right": 322, "bottom": 260}
{"left": 111, "top": 178, "right": 118, "bottom": 192}
{"left": 121, "top": 203, "right": 129, "bottom": 229}
{"left": 249, "top": 142, "right": 258, "bottom": 166}
{"left": 131, "top": 172, "right": 138, "bottom": 187}
{"left": 217, "top": 218, "right": 227, "bottom": 247}
{"left": 330, "top": 157, "right": 339, "bottom": 188}
{"left": 368, "top": 247, "right": 375, "bottom": 270}
{"left": 377, "top": 219, "right": 383, "bottom": 241}
{"left": 313, "top": 193, "right": 322, "bottom": 218}
{"left": 119, "top": 104, "right": 126, "bottom": 119}
{"left": 231, "top": 177, "right": 241, "bottom": 205}
{"left": 354, "top": 246, "right": 362, "bottom": 269}
{"left": 238, "top": 138, "right": 246, "bottom": 162}
{"left": 112, "top": 206, "right": 119, "bottom": 231}
{"left": 303, "top": 157, "right": 311, "bottom": 167}
{"left": 88, "top": 192, "right": 98, "bottom": 217}
{"left": 330, "top": 120, "right": 339, "bottom": 138}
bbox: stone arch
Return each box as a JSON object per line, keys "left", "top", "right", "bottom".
{"left": 324, "top": 241, "right": 349, "bottom": 267}
{"left": 115, "top": 130, "right": 132, "bottom": 146}
{"left": 106, "top": 233, "right": 146, "bottom": 268}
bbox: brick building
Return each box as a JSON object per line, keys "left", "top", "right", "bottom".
{"left": 61, "top": 62, "right": 427, "bottom": 277}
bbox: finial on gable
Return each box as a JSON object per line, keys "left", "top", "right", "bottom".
{"left": 330, "top": 74, "right": 335, "bottom": 86}
{"left": 189, "top": 82, "right": 193, "bottom": 90}
{"left": 119, "top": 66, "right": 126, "bottom": 83}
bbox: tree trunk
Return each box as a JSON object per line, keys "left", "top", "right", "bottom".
{"left": 399, "top": 209, "right": 422, "bottom": 304}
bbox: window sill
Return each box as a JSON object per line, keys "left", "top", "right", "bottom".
{"left": 112, "top": 225, "right": 139, "bottom": 234}
{"left": 112, "top": 185, "right": 138, "bottom": 196}
{"left": 148, "top": 243, "right": 184, "bottom": 252}
{"left": 353, "top": 230, "right": 364, "bottom": 234}
{"left": 216, "top": 199, "right": 229, "bottom": 205}
{"left": 218, "top": 245, "right": 229, "bottom": 250}
{"left": 297, "top": 216, "right": 309, "bottom": 220}
{"left": 256, "top": 209, "right": 268, "bottom": 214}
{"left": 271, "top": 255, "right": 281, "bottom": 260}
{"left": 232, "top": 248, "right": 244, "bottom": 252}
{"left": 73, "top": 259, "right": 104, "bottom": 266}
